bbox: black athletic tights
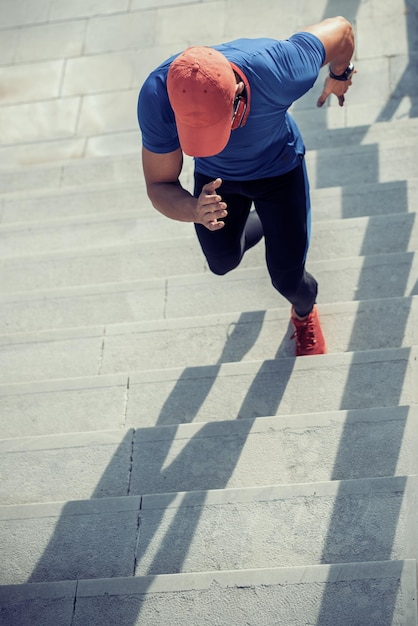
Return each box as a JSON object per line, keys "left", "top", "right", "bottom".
{"left": 194, "top": 157, "right": 318, "bottom": 318}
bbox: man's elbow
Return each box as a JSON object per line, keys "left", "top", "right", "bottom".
{"left": 335, "top": 16, "right": 355, "bottom": 47}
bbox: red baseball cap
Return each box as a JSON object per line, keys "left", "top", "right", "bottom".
{"left": 167, "top": 46, "right": 237, "bottom": 157}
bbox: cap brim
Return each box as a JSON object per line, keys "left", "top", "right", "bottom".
{"left": 176, "top": 116, "right": 231, "bottom": 157}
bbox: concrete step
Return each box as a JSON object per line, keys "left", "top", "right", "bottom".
{"left": 0, "top": 153, "right": 146, "bottom": 195}
{"left": 297, "top": 115, "right": 418, "bottom": 152}
{"left": 1, "top": 173, "right": 417, "bottom": 227}
{"left": 1, "top": 210, "right": 418, "bottom": 290}
{"left": 0, "top": 117, "right": 416, "bottom": 194}
{"left": 0, "top": 495, "right": 141, "bottom": 585}
{"left": 1, "top": 405, "right": 418, "bottom": 506}
{"left": 304, "top": 137, "right": 418, "bottom": 189}
{"left": 0, "top": 373, "right": 130, "bottom": 439}
{"left": 124, "top": 346, "right": 418, "bottom": 428}
{"left": 0, "top": 297, "right": 417, "bottom": 384}
{"left": 0, "top": 429, "right": 134, "bottom": 505}
{"left": 0, "top": 251, "right": 417, "bottom": 334}
{"left": 0, "top": 181, "right": 148, "bottom": 225}
{"left": 0, "top": 346, "right": 416, "bottom": 438}
{"left": 0, "top": 475, "right": 416, "bottom": 585}
{"left": 0, "top": 211, "right": 193, "bottom": 258}
{"left": 0, "top": 560, "right": 416, "bottom": 626}
{"left": 310, "top": 179, "right": 418, "bottom": 221}
{"left": 0, "top": 237, "right": 203, "bottom": 290}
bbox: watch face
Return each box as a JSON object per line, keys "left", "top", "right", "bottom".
{"left": 330, "top": 63, "right": 355, "bottom": 81}
{"left": 345, "top": 63, "right": 355, "bottom": 79}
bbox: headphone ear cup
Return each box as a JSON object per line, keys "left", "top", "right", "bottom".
{"left": 231, "top": 97, "right": 246, "bottom": 130}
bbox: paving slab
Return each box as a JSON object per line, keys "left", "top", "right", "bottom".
{"left": 0, "top": 98, "right": 80, "bottom": 145}
{"left": 0, "top": 580, "right": 76, "bottom": 626}
{"left": 1, "top": 346, "right": 416, "bottom": 436}
{"left": 306, "top": 139, "right": 418, "bottom": 189}
{"left": 135, "top": 476, "right": 418, "bottom": 575}
{"left": 0, "top": 374, "right": 129, "bottom": 438}
{"left": 72, "top": 561, "right": 418, "bottom": 626}
{"left": 12, "top": 19, "right": 86, "bottom": 63}
{"left": 0, "top": 560, "right": 415, "bottom": 626}
{"left": 62, "top": 50, "right": 139, "bottom": 97}
{"left": 1, "top": 197, "right": 417, "bottom": 264}
{"left": 125, "top": 346, "right": 418, "bottom": 427}
{"left": 310, "top": 212, "right": 418, "bottom": 260}
{"left": 2, "top": 205, "right": 415, "bottom": 287}
{"left": 357, "top": 12, "right": 418, "bottom": 59}
{"left": 49, "top": 0, "right": 131, "bottom": 21}
{"left": 0, "top": 252, "right": 417, "bottom": 333}
{"left": 163, "top": 253, "right": 418, "bottom": 320}
{"left": 0, "top": 138, "right": 87, "bottom": 169}
{"left": 0, "top": 296, "right": 414, "bottom": 384}
{"left": 0, "top": 429, "right": 134, "bottom": 505}
{"left": 130, "top": 405, "right": 418, "bottom": 495}
{"left": 84, "top": 10, "right": 155, "bottom": 54}
{"left": 0, "top": 278, "right": 166, "bottom": 334}
{"left": 0, "top": 0, "right": 50, "bottom": 29}
{"left": 0, "top": 119, "right": 415, "bottom": 194}
{"left": 0, "top": 61, "right": 64, "bottom": 106}
{"left": 298, "top": 117, "right": 418, "bottom": 150}
{"left": 0, "top": 182, "right": 147, "bottom": 224}
{"left": 101, "top": 296, "right": 418, "bottom": 370}
{"left": 0, "top": 153, "right": 142, "bottom": 194}
{"left": 0, "top": 212, "right": 192, "bottom": 258}
{"left": 2, "top": 405, "right": 417, "bottom": 507}
{"left": 0, "top": 167, "right": 63, "bottom": 195}
{"left": 77, "top": 89, "right": 138, "bottom": 137}
{"left": 0, "top": 476, "right": 415, "bottom": 586}
{"left": 0, "top": 496, "right": 141, "bottom": 585}
{"left": 0, "top": 237, "right": 201, "bottom": 293}
{"left": 0, "top": 330, "right": 103, "bottom": 383}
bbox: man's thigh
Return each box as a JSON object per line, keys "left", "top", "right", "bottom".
{"left": 250, "top": 160, "right": 311, "bottom": 271}
{"left": 194, "top": 172, "right": 252, "bottom": 274}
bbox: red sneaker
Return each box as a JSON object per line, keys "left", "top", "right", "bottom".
{"left": 291, "top": 305, "right": 327, "bottom": 356}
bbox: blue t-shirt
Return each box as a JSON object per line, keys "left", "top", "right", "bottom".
{"left": 138, "top": 33, "right": 325, "bottom": 180}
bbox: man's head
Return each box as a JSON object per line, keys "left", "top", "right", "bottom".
{"left": 167, "top": 46, "right": 238, "bottom": 158}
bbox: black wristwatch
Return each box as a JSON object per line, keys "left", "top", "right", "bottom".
{"left": 329, "top": 62, "right": 355, "bottom": 81}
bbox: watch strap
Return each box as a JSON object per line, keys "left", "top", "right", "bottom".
{"left": 329, "top": 62, "right": 355, "bottom": 81}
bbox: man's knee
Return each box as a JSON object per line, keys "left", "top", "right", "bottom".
{"left": 207, "top": 256, "right": 240, "bottom": 275}
{"left": 271, "top": 267, "right": 318, "bottom": 314}
{"left": 272, "top": 269, "right": 304, "bottom": 298}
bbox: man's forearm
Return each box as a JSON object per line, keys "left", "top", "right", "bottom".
{"left": 147, "top": 180, "right": 198, "bottom": 223}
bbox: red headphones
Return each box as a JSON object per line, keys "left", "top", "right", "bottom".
{"left": 230, "top": 63, "right": 251, "bottom": 130}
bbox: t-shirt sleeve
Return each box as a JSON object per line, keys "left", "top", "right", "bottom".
{"left": 265, "top": 32, "right": 326, "bottom": 105}
{"left": 137, "top": 72, "right": 180, "bottom": 154}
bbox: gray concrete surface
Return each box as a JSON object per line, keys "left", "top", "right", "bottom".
{"left": 1, "top": 0, "right": 418, "bottom": 624}
{"left": 0, "top": 296, "right": 416, "bottom": 384}
{"left": 0, "top": 561, "right": 416, "bottom": 626}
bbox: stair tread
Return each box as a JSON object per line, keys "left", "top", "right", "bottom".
{"left": 1, "top": 406, "right": 418, "bottom": 505}
{"left": 0, "top": 477, "right": 416, "bottom": 585}
{"left": 0, "top": 560, "right": 416, "bottom": 626}
{"left": 0, "top": 296, "right": 417, "bottom": 384}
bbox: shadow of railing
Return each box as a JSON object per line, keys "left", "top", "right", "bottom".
{"left": 312, "top": 0, "right": 417, "bottom": 623}
{"left": 26, "top": 308, "right": 296, "bottom": 621}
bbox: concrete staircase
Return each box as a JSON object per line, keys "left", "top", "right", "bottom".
{"left": 1, "top": 1, "right": 418, "bottom": 624}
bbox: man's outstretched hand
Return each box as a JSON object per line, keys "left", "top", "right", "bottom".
{"left": 317, "top": 70, "right": 357, "bottom": 107}
{"left": 194, "top": 178, "right": 228, "bottom": 230}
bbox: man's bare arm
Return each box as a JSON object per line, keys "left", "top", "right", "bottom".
{"left": 142, "top": 147, "right": 228, "bottom": 230}
{"left": 303, "top": 16, "right": 356, "bottom": 107}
